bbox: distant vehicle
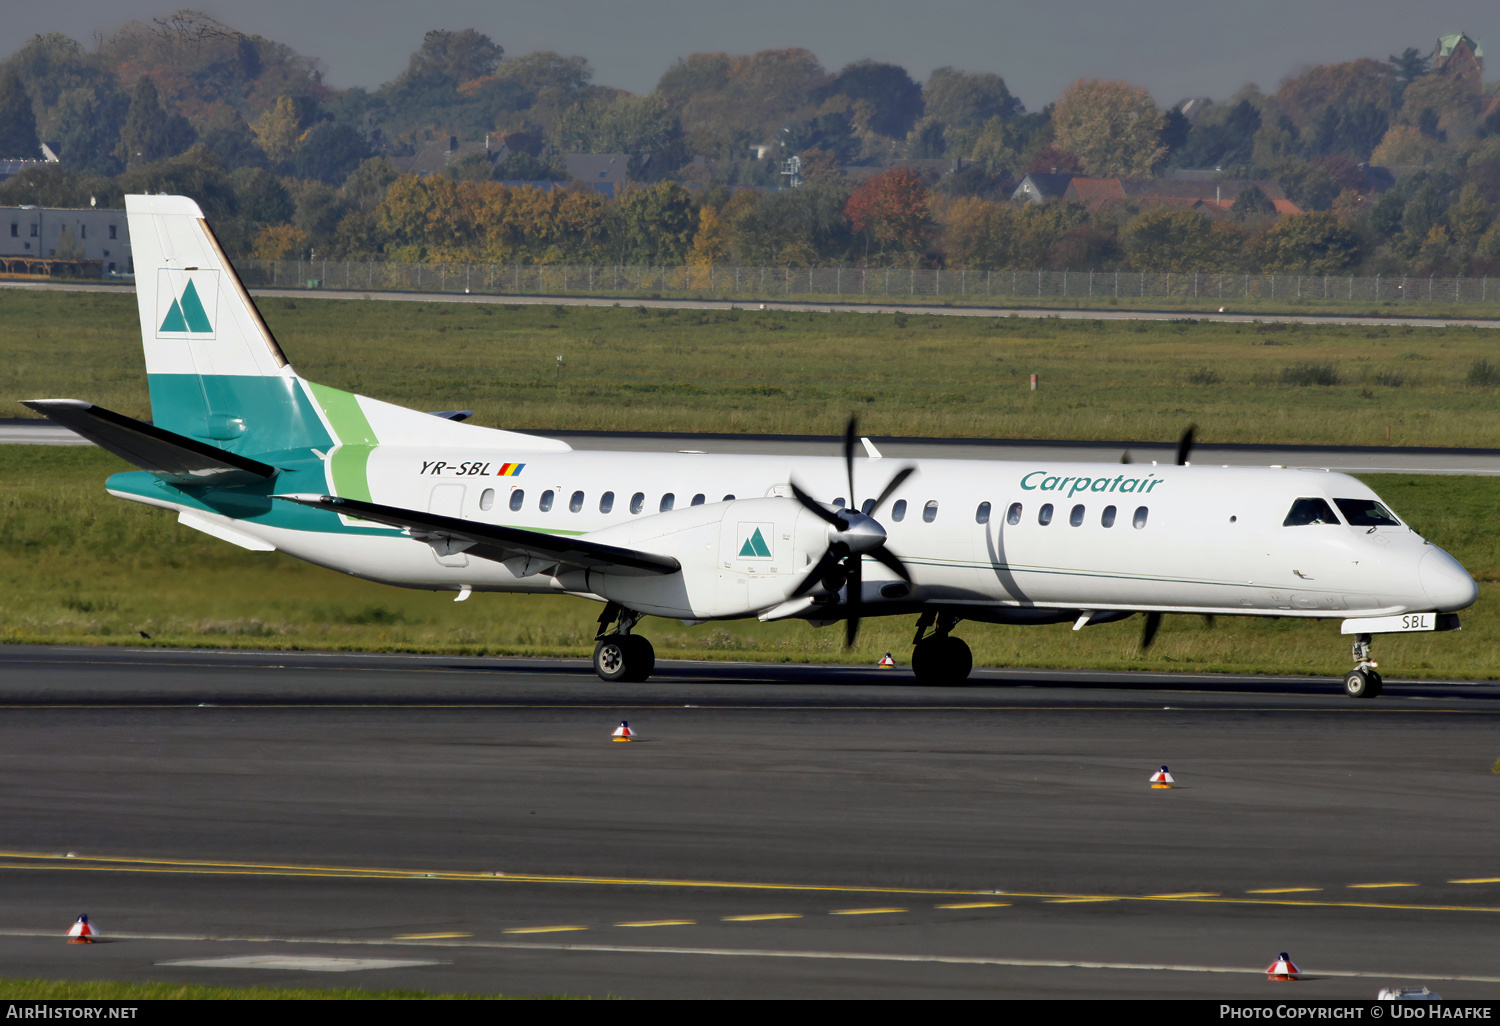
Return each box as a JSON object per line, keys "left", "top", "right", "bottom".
{"left": 24, "top": 195, "right": 1479, "bottom": 693}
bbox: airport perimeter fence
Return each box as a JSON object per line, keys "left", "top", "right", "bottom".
{"left": 236, "top": 259, "right": 1500, "bottom": 308}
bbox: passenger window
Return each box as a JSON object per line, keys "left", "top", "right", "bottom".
{"left": 923, "top": 500, "right": 939, "bottom": 523}
{"left": 892, "top": 499, "right": 907, "bottom": 522}
{"left": 539, "top": 489, "right": 555, "bottom": 512}
{"left": 1038, "top": 503, "right": 1054, "bottom": 526}
{"left": 1007, "top": 502, "right": 1022, "bottom": 525}
{"left": 599, "top": 491, "right": 615, "bottom": 514}
{"left": 861, "top": 498, "right": 876, "bottom": 515}
{"left": 691, "top": 493, "right": 705, "bottom": 506}
{"left": 1069, "top": 504, "right": 1085, "bottom": 527}
{"left": 1101, "top": 505, "right": 1117, "bottom": 528}
{"left": 509, "top": 489, "right": 524, "bottom": 512}
{"left": 722, "top": 494, "right": 735, "bottom": 501}
{"left": 1283, "top": 498, "right": 1340, "bottom": 526}
{"left": 479, "top": 488, "right": 495, "bottom": 511}
{"left": 629, "top": 492, "right": 645, "bottom": 514}
{"left": 975, "top": 501, "right": 991, "bottom": 524}
{"left": 1133, "top": 506, "right": 1149, "bottom": 529}
{"left": 569, "top": 490, "right": 584, "bottom": 513}
{"left": 1333, "top": 498, "right": 1400, "bottom": 527}
{"left": 833, "top": 496, "right": 846, "bottom": 509}
{"left": 660, "top": 493, "right": 675, "bottom": 512}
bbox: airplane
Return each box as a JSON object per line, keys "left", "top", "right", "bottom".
{"left": 22, "top": 195, "right": 1479, "bottom": 698}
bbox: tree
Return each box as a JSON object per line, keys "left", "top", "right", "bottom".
{"left": 1254, "top": 212, "right": 1362, "bottom": 273}
{"left": 1052, "top": 79, "right": 1167, "bottom": 177}
{"left": 253, "top": 95, "right": 302, "bottom": 163}
{"left": 0, "top": 68, "right": 40, "bottom": 157}
{"left": 822, "top": 60, "right": 922, "bottom": 139}
{"left": 115, "top": 76, "right": 195, "bottom": 166}
{"left": 406, "top": 29, "right": 503, "bottom": 84}
{"left": 617, "top": 180, "right": 694, "bottom": 264}
{"left": 1122, "top": 209, "right": 1217, "bottom": 271}
{"left": 1389, "top": 47, "right": 1430, "bottom": 84}
{"left": 846, "top": 168, "right": 933, "bottom": 263}
{"left": 1229, "top": 186, "right": 1277, "bottom": 222}
{"left": 231, "top": 166, "right": 294, "bottom": 224}
{"left": 922, "top": 68, "right": 1020, "bottom": 132}
{"left": 1174, "top": 97, "right": 1261, "bottom": 170}
{"left": 292, "top": 122, "right": 371, "bottom": 185}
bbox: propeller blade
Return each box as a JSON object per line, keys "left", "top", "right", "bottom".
{"left": 1175, "top": 425, "right": 1196, "bottom": 466}
{"left": 1140, "top": 611, "right": 1163, "bottom": 651}
{"left": 843, "top": 416, "right": 858, "bottom": 511}
{"left": 791, "top": 549, "right": 844, "bottom": 598}
{"left": 869, "top": 545, "right": 912, "bottom": 583}
{"left": 1120, "top": 450, "right": 1132, "bottom": 464}
{"left": 870, "top": 465, "right": 916, "bottom": 514}
{"left": 844, "top": 555, "right": 863, "bottom": 648}
{"left": 790, "top": 481, "right": 845, "bottom": 528}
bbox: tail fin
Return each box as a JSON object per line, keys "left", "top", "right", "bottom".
{"left": 126, "top": 194, "right": 328, "bottom": 455}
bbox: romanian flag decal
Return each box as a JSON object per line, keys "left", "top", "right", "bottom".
{"left": 497, "top": 463, "right": 526, "bottom": 477}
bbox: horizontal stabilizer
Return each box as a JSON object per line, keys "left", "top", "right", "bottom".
{"left": 273, "top": 493, "right": 681, "bottom": 577}
{"left": 20, "top": 400, "right": 277, "bottom": 484}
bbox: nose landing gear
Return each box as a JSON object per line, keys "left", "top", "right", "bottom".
{"left": 593, "top": 602, "right": 655, "bottom": 683}
{"left": 1343, "top": 633, "right": 1382, "bottom": 699}
{"left": 911, "top": 611, "right": 972, "bottom": 685}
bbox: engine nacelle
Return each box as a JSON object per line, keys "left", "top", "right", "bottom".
{"left": 558, "top": 497, "right": 829, "bottom": 620}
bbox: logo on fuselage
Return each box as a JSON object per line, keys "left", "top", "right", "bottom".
{"left": 737, "top": 523, "right": 773, "bottom": 559}
{"left": 156, "top": 270, "right": 218, "bottom": 339}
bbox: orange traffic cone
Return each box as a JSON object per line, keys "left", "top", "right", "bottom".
{"left": 1266, "top": 952, "right": 1301, "bottom": 981}
{"left": 1149, "top": 766, "right": 1175, "bottom": 789}
{"left": 67, "top": 914, "right": 95, "bottom": 944}
{"left": 612, "top": 720, "right": 635, "bottom": 742}
{"left": 878, "top": 653, "right": 895, "bottom": 668}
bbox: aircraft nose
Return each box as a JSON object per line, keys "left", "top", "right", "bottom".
{"left": 1420, "top": 547, "right": 1478, "bottom": 611}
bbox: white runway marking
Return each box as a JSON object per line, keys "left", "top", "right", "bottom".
{"left": 158, "top": 954, "right": 442, "bottom": 972}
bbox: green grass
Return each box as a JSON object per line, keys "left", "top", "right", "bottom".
{"left": 2, "top": 447, "right": 1495, "bottom": 680}
{"left": 0, "top": 978, "right": 544, "bottom": 999}
{"left": 6, "top": 290, "right": 1500, "bottom": 446}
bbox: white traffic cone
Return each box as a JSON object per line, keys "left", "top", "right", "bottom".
{"left": 612, "top": 720, "right": 635, "bottom": 742}
{"left": 1266, "top": 952, "right": 1301, "bottom": 981}
{"left": 67, "top": 914, "right": 95, "bottom": 944}
{"left": 1149, "top": 766, "right": 1175, "bottom": 789}
{"left": 878, "top": 653, "right": 895, "bottom": 668}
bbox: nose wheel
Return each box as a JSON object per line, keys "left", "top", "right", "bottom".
{"left": 911, "top": 612, "right": 972, "bottom": 685}
{"left": 1343, "top": 633, "right": 1382, "bottom": 699}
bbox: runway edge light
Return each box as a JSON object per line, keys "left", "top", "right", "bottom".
{"left": 67, "top": 914, "right": 95, "bottom": 944}
{"left": 878, "top": 653, "right": 896, "bottom": 668}
{"left": 1266, "top": 952, "right": 1301, "bottom": 981}
{"left": 612, "top": 720, "right": 635, "bottom": 742}
{"left": 1150, "top": 766, "right": 1175, "bottom": 789}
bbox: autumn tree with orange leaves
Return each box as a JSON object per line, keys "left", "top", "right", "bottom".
{"left": 845, "top": 168, "right": 933, "bottom": 264}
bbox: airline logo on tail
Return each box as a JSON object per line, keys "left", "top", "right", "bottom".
{"left": 156, "top": 270, "right": 218, "bottom": 339}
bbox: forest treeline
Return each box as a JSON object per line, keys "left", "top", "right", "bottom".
{"left": 2, "top": 12, "right": 1500, "bottom": 276}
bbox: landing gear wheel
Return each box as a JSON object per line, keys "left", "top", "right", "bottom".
{"left": 594, "top": 637, "right": 631, "bottom": 682}
{"left": 1344, "top": 669, "right": 1381, "bottom": 699}
{"left": 912, "top": 636, "right": 973, "bottom": 686}
{"left": 621, "top": 635, "right": 655, "bottom": 683}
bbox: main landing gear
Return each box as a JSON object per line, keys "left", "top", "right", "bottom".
{"left": 1343, "top": 632, "right": 1382, "bottom": 699}
{"left": 593, "top": 602, "right": 655, "bottom": 683}
{"left": 911, "top": 611, "right": 972, "bottom": 686}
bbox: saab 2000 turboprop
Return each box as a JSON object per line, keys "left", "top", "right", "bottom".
{"left": 23, "top": 195, "right": 1479, "bottom": 697}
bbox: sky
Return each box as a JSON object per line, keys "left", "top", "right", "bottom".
{"left": 15, "top": 1, "right": 1499, "bottom": 111}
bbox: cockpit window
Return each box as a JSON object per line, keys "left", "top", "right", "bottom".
{"left": 1283, "top": 497, "right": 1340, "bottom": 526}
{"left": 1334, "top": 498, "right": 1400, "bottom": 527}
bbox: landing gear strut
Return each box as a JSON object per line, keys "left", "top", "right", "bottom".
{"left": 911, "top": 611, "right": 972, "bottom": 686}
{"left": 1343, "top": 632, "right": 1382, "bottom": 699}
{"left": 593, "top": 602, "right": 655, "bottom": 683}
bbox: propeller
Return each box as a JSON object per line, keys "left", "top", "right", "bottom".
{"left": 1175, "top": 424, "right": 1196, "bottom": 466}
{"left": 1137, "top": 425, "right": 1198, "bottom": 651}
{"left": 788, "top": 417, "right": 916, "bottom": 647}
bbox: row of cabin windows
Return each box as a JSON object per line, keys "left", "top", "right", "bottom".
{"left": 477, "top": 488, "right": 737, "bottom": 513}
{"left": 9, "top": 224, "right": 116, "bottom": 239}
{"left": 474, "top": 487, "right": 1148, "bottom": 530}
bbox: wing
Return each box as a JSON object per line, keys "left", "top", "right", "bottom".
{"left": 273, "top": 493, "right": 681, "bottom": 578}
{"left": 21, "top": 399, "right": 277, "bottom": 485}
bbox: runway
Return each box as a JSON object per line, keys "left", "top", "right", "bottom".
{"left": 6, "top": 418, "right": 1500, "bottom": 475}
{"left": 2, "top": 646, "right": 1499, "bottom": 998}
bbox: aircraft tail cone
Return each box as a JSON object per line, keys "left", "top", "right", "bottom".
{"left": 1150, "top": 766, "right": 1175, "bottom": 789}
{"left": 878, "top": 653, "right": 895, "bottom": 668}
{"left": 66, "top": 915, "right": 95, "bottom": 944}
{"left": 612, "top": 720, "right": 635, "bottom": 742}
{"left": 1266, "top": 953, "right": 1301, "bottom": 981}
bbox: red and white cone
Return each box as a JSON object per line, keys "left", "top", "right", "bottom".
{"left": 878, "top": 653, "right": 896, "bottom": 669}
{"left": 67, "top": 914, "right": 95, "bottom": 944}
{"left": 612, "top": 720, "right": 635, "bottom": 742}
{"left": 1149, "top": 766, "right": 1175, "bottom": 789}
{"left": 1266, "top": 952, "right": 1301, "bottom": 981}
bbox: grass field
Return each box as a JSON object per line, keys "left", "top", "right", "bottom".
{"left": 6, "top": 289, "right": 1500, "bottom": 446}
{"left": 2, "top": 447, "right": 1494, "bottom": 680}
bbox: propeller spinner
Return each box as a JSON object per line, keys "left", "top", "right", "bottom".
{"left": 787, "top": 418, "right": 916, "bottom": 647}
